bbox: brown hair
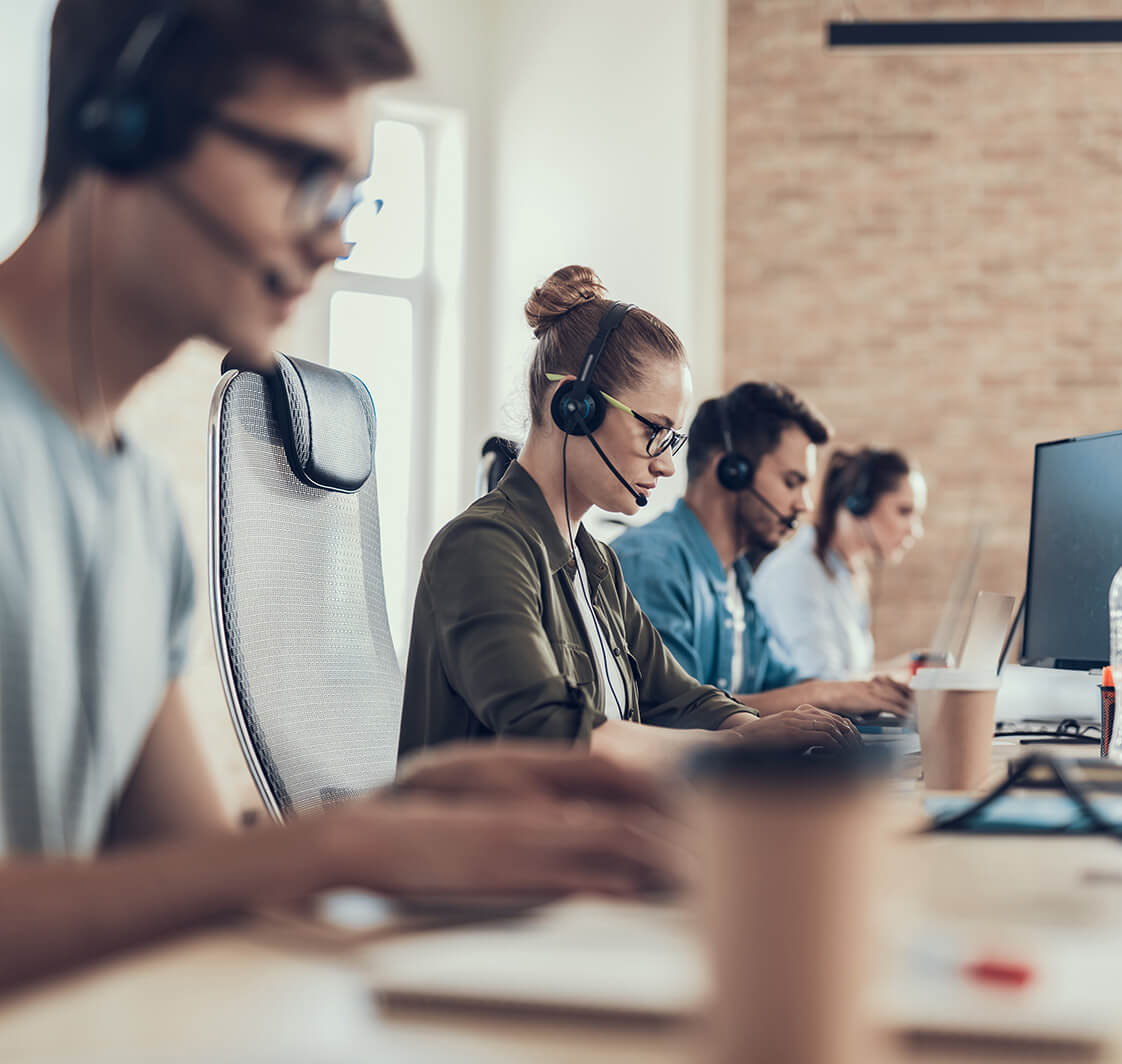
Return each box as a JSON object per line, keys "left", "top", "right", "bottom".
{"left": 814, "top": 448, "right": 912, "bottom": 569}
{"left": 41, "top": 0, "right": 414, "bottom": 214}
{"left": 526, "top": 265, "right": 685, "bottom": 426}
{"left": 685, "top": 381, "right": 831, "bottom": 482}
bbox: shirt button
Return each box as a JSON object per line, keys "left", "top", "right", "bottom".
{"left": 724, "top": 620, "right": 733, "bottom": 629}
{"left": 718, "top": 678, "right": 729, "bottom": 687}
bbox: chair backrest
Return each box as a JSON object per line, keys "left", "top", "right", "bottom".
{"left": 475, "top": 435, "right": 520, "bottom": 498}
{"left": 207, "top": 352, "right": 403, "bottom": 820}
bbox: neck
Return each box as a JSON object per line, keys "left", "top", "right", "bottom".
{"left": 684, "top": 480, "right": 741, "bottom": 571}
{"left": 518, "top": 429, "right": 593, "bottom": 541}
{"left": 0, "top": 186, "right": 191, "bottom": 447}
{"left": 831, "top": 519, "right": 871, "bottom": 570}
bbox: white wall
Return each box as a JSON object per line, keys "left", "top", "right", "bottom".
{"left": 487, "top": 0, "right": 727, "bottom": 519}
{"left": 1, "top": 0, "right": 726, "bottom": 518}
{"left": 0, "top": 0, "right": 54, "bottom": 257}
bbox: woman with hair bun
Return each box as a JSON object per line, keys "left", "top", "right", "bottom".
{"left": 398, "top": 266, "right": 859, "bottom": 765}
{"left": 754, "top": 448, "right": 926, "bottom": 682}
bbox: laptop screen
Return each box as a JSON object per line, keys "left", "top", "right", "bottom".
{"left": 1023, "top": 430, "right": 1122, "bottom": 669}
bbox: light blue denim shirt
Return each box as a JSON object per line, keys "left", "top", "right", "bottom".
{"left": 612, "top": 499, "right": 802, "bottom": 694}
{"left": 754, "top": 524, "right": 875, "bottom": 682}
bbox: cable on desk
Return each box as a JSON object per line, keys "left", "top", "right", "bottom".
{"left": 925, "top": 754, "right": 1122, "bottom": 838}
{"left": 994, "top": 718, "right": 1100, "bottom": 744}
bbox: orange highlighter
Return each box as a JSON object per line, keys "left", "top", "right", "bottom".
{"left": 1101, "top": 666, "right": 1115, "bottom": 758}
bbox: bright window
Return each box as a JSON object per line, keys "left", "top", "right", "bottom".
{"left": 328, "top": 292, "right": 415, "bottom": 655}
{"left": 325, "top": 109, "right": 465, "bottom": 663}
{"left": 339, "top": 120, "right": 426, "bottom": 280}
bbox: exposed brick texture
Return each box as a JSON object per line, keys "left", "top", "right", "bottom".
{"left": 726, "top": 0, "right": 1122, "bottom": 658}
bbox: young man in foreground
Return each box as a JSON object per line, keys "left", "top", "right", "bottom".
{"left": 0, "top": 0, "right": 672, "bottom": 990}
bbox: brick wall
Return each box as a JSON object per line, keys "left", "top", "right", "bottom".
{"left": 725, "top": 0, "right": 1122, "bottom": 658}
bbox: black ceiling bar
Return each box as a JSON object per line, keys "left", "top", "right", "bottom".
{"left": 827, "top": 19, "right": 1122, "bottom": 48}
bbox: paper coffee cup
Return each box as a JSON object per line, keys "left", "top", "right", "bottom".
{"left": 686, "top": 746, "right": 890, "bottom": 1064}
{"left": 911, "top": 668, "right": 1000, "bottom": 791}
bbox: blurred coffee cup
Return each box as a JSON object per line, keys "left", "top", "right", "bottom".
{"left": 686, "top": 745, "right": 890, "bottom": 1064}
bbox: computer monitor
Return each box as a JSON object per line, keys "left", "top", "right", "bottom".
{"left": 1022, "top": 429, "right": 1122, "bottom": 670}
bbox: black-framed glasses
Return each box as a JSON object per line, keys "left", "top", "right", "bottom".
{"left": 546, "top": 374, "right": 688, "bottom": 457}
{"left": 205, "top": 112, "right": 379, "bottom": 232}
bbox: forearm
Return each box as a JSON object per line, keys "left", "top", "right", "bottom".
{"left": 733, "top": 682, "right": 823, "bottom": 715}
{"left": 0, "top": 821, "right": 335, "bottom": 993}
{"left": 590, "top": 719, "right": 729, "bottom": 771}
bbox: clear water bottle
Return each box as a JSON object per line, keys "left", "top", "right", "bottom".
{"left": 1108, "top": 566, "right": 1122, "bottom": 756}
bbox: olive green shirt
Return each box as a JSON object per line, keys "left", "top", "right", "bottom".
{"left": 399, "top": 461, "right": 751, "bottom": 757}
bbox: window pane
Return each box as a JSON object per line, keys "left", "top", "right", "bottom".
{"left": 339, "top": 120, "right": 425, "bottom": 279}
{"left": 329, "top": 292, "right": 415, "bottom": 655}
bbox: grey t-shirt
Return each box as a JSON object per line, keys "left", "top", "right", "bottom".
{"left": 0, "top": 342, "right": 194, "bottom": 856}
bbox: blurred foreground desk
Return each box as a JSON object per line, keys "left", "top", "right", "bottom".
{"left": 1, "top": 745, "right": 1119, "bottom": 1063}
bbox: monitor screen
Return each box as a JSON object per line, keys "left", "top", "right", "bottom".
{"left": 1022, "top": 430, "right": 1122, "bottom": 669}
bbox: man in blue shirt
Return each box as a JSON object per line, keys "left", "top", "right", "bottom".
{"left": 614, "top": 382, "right": 911, "bottom": 717}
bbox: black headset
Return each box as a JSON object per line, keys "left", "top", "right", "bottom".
{"left": 549, "top": 302, "right": 634, "bottom": 436}
{"left": 714, "top": 393, "right": 754, "bottom": 492}
{"left": 844, "top": 452, "right": 880, "bottom": 518}
{"left": 71, "top": 3, "right": 195, "bottom": 176}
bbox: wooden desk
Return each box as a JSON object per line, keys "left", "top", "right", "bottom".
{"left": 0, "top": 743, "right": 1118, "bottom": 1063}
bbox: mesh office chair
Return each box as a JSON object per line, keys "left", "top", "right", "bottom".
{"left": 208, "top": 352, "right": 403, "bottom": 820}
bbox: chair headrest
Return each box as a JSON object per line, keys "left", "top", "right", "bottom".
{"left": 228, "top": 351, "right": 374, "bottom": 493}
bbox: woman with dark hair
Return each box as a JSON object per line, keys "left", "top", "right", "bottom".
{"left": 754, "top": 449, "right": 926, "bottom": 682}
{"left": 398, "top": 265, "right": 859, "bottom": 765}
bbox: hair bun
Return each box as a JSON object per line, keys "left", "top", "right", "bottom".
{"left": 524, "top": 265, "right": 606, "bottom": 337}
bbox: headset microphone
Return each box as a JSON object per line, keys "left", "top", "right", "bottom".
{"left": 262, "top": 267, "right": 285, "bottom": 296}
{"left": 715, "top": 394, "right": 796, "bottom": 530}
{"left": 572, "top": 408, "right": 647, "bottom": 507}
{"left": 157, "top": 178, "right": 292, "bottom": 298}
{"left": 745, "top": 485, "right": 797, "bottom": 531}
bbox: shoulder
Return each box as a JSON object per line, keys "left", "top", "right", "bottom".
{"left": 611, "top": 509, "right": 692, "bottom": 569}
{"left": 755, "top": 528, "right": 830, "bottom": 602}
{"left": 118, "top": 440, "right": 190, "bottom": 555}
{"left": 423, "top": 491, "right": 542, "bottom": 576}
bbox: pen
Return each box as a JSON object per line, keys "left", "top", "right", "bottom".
{"left": 1101, "top": 666, "right": 1115, "bottom": 758}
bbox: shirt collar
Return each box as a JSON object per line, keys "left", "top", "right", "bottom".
{"left": 496, "top": 459, "right": 606, "bottom": 581}
{"left": 669, "top": 498, "right": 735, "bottom": 591}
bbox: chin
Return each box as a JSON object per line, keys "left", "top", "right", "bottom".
{"left": 213, "top": 321, "right": 276, "bottom": 371}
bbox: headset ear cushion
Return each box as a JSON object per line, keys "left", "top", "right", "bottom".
{"left": 550, "top": 381, "right": 606, "bottom": 436}
{"left": 717, "top": 453, "right": 753, "bottom": 493}
{"left": 845, "top": 493, "right": 872, "bottom": 518}
{"left": 76, "top": 93, "right": 160, "bottom": 174}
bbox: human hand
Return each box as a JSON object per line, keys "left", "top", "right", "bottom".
{"left": 810, "top": 676, "right": 912, "bottom": 718}
{"left": 321, "top": 789, "right": 679, "bottom": 899}
{"left": 394, "top": 740, "right": 669, "bottom": 814}
{"left": 728, "top": 705, "right": 862, "bottom": 754}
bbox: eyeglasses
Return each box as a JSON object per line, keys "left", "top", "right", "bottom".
{"left": 546, "top": 374, "right": 688, "bottom": 457}
{"left": 205, "top": 112, "right": 380, "bottom": 232}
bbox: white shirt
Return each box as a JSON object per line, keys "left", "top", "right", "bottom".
{"left": 753, "top": 525, "right": 875, "bottom": 681}
{"left": 572, "top": 547, "right": 628, "bottom": 718}
{"left": 725, "top": 572, "right": 747, "bottom": 692}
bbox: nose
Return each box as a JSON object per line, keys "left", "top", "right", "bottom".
{"left": 797, "top": 485, "right": 813, "bottom": 513}
{"left": 306, "top": 222, "right": 350, "bottom": 269}
{"left": 651, "top": 448, "right": 675, "bottom": 478}
{"left": 912, "top": 517, "right": 925, "bottom": 542}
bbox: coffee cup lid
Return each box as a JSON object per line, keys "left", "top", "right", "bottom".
{"left": 910, "top": 668, "right": 1000, "bottom": 692}
{"left": 686, "top": 742, "right": 893, "bottom": 786}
